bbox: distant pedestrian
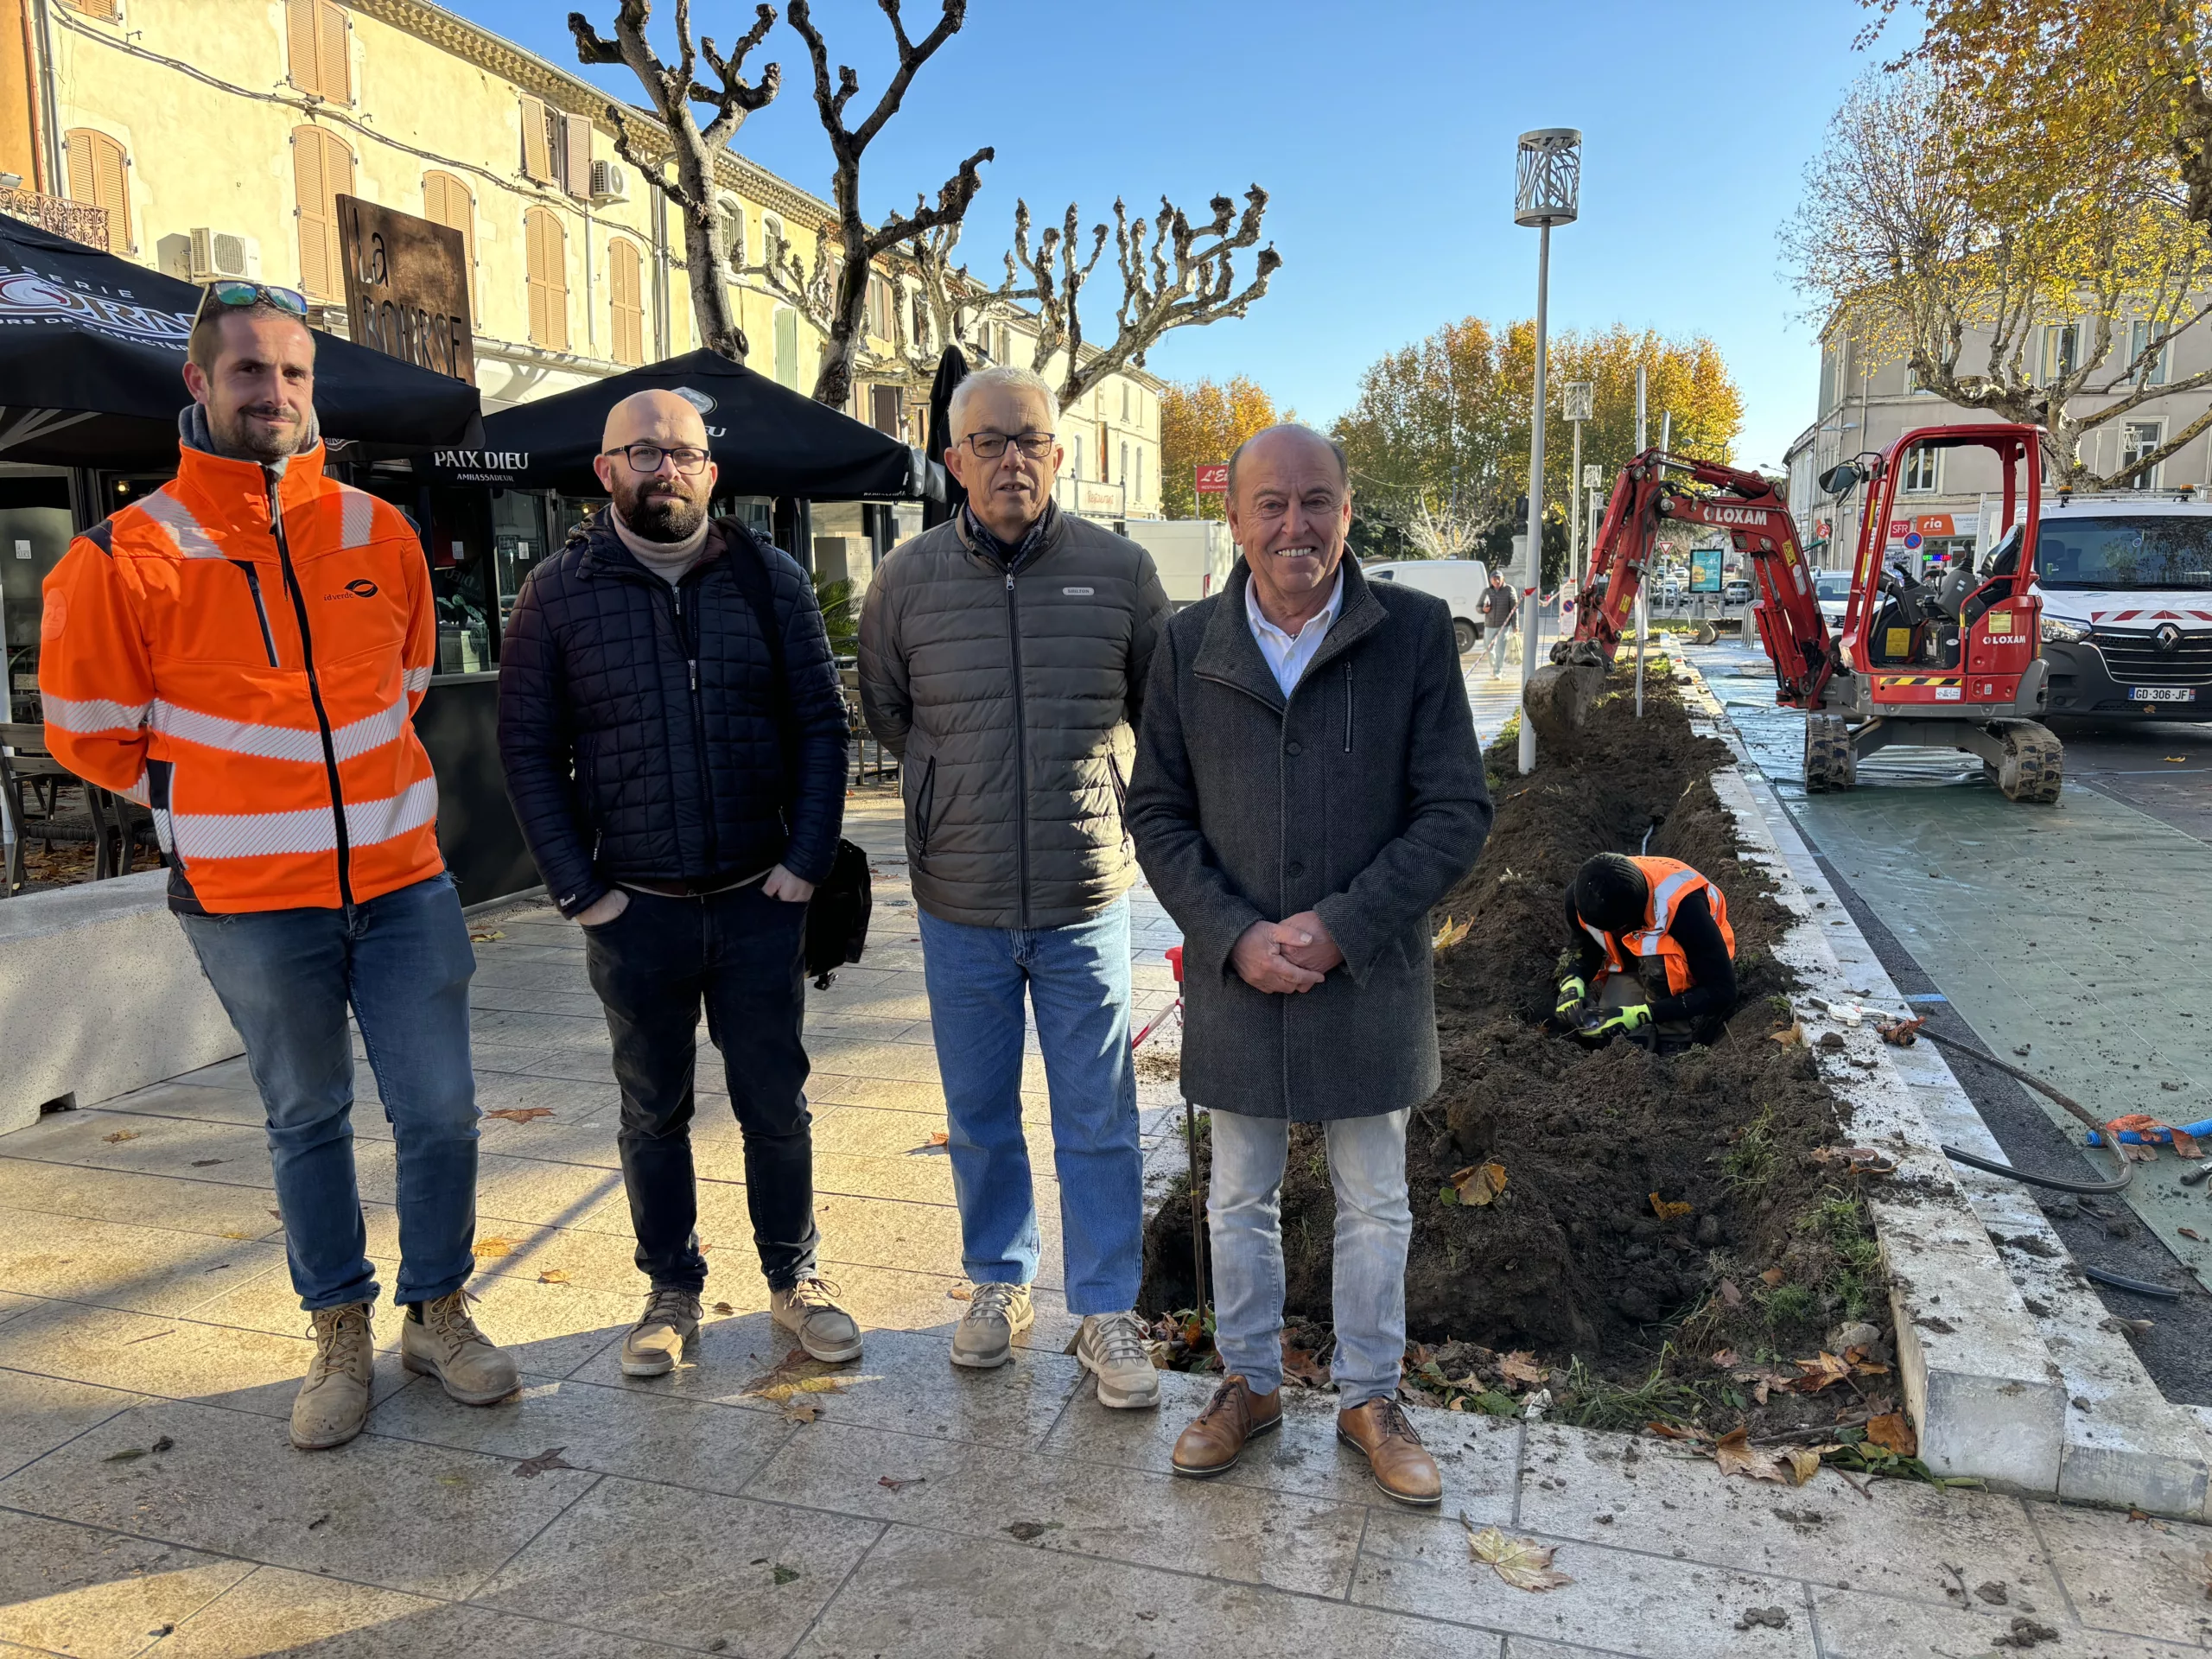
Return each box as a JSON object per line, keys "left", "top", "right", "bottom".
{"left": 499, "top": 389, "right": 860, "bottom": 1376}
{"left": 858, "top": 365, "right": 1171, "bottom": 1408}
{"left": 39, "top": 283, "right": 517, "bottom": 1450}
{"left": 1128, "top": 423, "right": 1491, "bottom": 1505}
{"left": 1482, "top": 567, "right": 1518, "bottom": 678}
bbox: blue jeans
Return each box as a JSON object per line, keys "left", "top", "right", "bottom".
{"left": 180, "top": 874, "right": 479, "bottom": 1312}
{"left": 918, "top": 897, "right": 1141, "bottom": 1316}
{"left": 1206, "top": 1107, "right": 1412, "bottom": 1406}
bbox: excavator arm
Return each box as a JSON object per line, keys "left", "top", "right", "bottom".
{"left": 1553, "top": 450, "right": 1832, "bottom": 703}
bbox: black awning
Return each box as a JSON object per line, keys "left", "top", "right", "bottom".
{"left": 0, "top": 210, "right": 482, "bottom": 470}
{"left": 422, "top": 347, "right": 921, "bottom": 499}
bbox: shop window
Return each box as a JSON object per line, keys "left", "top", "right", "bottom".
{"left": 291, "top": 125, "right": 354, "bottom": 298}
{"left": 62, "top": 128, "right": 129, "bottom": 252}
{"left": 524, "top": 207, "right": 569, "bottom": 350}
{"left": 286, "top": 0, "right": 351, "bottom": 104}
{"left": 422, "top": 170, "right": 476, "bottom": 320}
{"left": 608, "top": 236, "right": 644, "bottom": 365}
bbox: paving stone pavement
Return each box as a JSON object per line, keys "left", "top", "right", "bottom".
{"left": 3, "top": 797, "right": 2209, "bottom": 1655}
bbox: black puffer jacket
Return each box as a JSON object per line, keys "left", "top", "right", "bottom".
{"left": 497, "top": 514, "right": 847, "bottom": 918}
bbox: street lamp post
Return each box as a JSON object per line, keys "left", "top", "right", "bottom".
{"left": 1514, "top": 128, "right": 1581, "bottom": 776}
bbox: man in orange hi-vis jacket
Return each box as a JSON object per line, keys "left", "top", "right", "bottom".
{"left": 38, "top": 283, "right": 516, "bottom": 1450}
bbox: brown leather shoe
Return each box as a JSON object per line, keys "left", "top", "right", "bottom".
{"left": 1337, "top": 1395, "right": 1442, "bottom": 1507}
{"left": 1170, "top": 1374, "right": 1281, "bottom": 1478}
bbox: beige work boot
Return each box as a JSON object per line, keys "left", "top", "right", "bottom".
{"left": 950, "top": 1281, "right": 1033, "bottom": 1369}
{"left": 1076, "top": 1311, "right": 1160, "bottom": 1409}
{"left": 621, "top": 1287, "right": 702, "bottom": 1377}
{"left": 399, "top": 1289, "right": 519, "bottom": 1405}
{"left": 292, "top": 1302, "right": 374, "bottom": 1452}
{"left": 771, "top": 1277, "right": 863, "bottom": 1363}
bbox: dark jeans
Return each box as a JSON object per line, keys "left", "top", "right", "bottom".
{"left": 583, "top": 883, "right": 818, "bottom": 1294}
{"left": 179, "top": 873, "right": 478, "bottom": 1311}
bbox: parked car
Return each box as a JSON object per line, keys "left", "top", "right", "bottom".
{"left": 1362, "top": 559, "right": 1492, "bottom": 654}
{"left": 1723, "top": 577, "right": 1753, "bottom": 606}
{"left": 1815, "top": 571, "right": 1852, "bottom": 627}
{"left": 1658, "top": 576, "right": 1683, "bottom": 607}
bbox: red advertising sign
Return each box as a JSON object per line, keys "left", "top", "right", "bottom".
{"left": 1194, "top": 463, "right": 1229, "bottom": 494}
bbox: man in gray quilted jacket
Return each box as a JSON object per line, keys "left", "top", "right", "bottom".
{"left": 859, "top": 365, "right": 1171, "bottom": 1409}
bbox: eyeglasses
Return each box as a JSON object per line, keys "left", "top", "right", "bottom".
{"left": 192, "top": 281, "right": 309, "bottom": 325}
{"left": 601, "top": 443, "right": 712, "bottom": 477}
{"left": 961, "top": 431, "right": 1054, "bottom": 461}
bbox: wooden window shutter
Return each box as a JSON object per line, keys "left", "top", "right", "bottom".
{"left": 293, "top": 127, "right": 351, "bottom": 297}
{"left": 315, "top": 2, "right": 351, "bottom": 105}
{"left": 423, "top": 172, "right": 475, "bottom": 320}
{"left": 609, "top": 238, "right": 642, "bottom": 365}
{"left": 519, "top": 96, "right": 550, "bottom": 182}
{"left": 286, "top": 0, "right": 319, "bottom": 91}
{"left": 525, "top": 209, "right": 567, "bottom": 349}
{"left": 563, "top": 113, "right": 593, "bottom": 200}
{"left": 63, "top": 130, "right": 128, "bottom": 250}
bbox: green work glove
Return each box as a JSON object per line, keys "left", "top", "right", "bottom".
{"left": 1554, "top": 976, "right": 1589, "bottom": 1020}
{"left": 1580, "top": 1003, "right": 1653, "bottom": 1040}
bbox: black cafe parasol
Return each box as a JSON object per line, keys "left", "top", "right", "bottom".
{"left": 0, "top": 210, "right": 482, "bottom": 469}
{"left": 922, "top": 344, "right": 969, "bottom": 529}
{"left": 421, "top": 347, "right": 926, "bottom": 499}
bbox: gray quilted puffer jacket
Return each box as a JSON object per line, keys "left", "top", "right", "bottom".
{"left": 857, "top": 506, "right": 1170, "bottom": 929}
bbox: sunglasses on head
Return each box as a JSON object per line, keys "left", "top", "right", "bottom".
{"left": 192, "top": 280, "right": 310, "bottom": 325}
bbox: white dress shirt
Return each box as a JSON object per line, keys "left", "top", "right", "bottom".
{"left": 1244, "top": 569, "right": 1344, "bottom": 697}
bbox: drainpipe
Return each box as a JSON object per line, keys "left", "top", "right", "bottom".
{"left": 32, "top": 0, "right": 60, "bottom": 193}
{"left": 650, "top": 180, "right": 670, "bottom": 359}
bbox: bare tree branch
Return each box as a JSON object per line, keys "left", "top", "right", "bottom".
{"left": 569, "top": 3, "right": 780, "bottom": 359}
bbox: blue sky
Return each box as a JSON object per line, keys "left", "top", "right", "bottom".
{"left": 453, "top": 0, "right": 1884, "bottom": 470}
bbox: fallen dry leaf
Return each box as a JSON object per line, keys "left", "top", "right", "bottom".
{"left": 945, "top": 1287, "right": 971, "bottom": 1301}
{"left": 2181, "top": 1228, "right": 2205, "bottom": 1243}
{"left": 1760, "top": 1267, "right": 1787, "bottom": 1287}
{"left": 784, "top": 1401, "right": 820, "bottom": 1425}
{"left": 1810, "top": 1145, "right": 1899, "bottom": 1176}
{"left": 1709, "top": 1349, "right": 1739, "bottom": 1369}
{"left": 513, "top": 1446, "right": 575, "bottom": 1478}
{"left": 1433, "top": 915, "right": 1472, "bottom": 952}
{"left": 1865, "top": 1412, "right": 1918, "bottom": 1457}
{"left": 1792, "top": 1351, "right": 1854, "bottom": 1393}
{"left": 1447, "top": 1162, "right": 1509, "bottom": 1206}
{"left": 485, "top": 1108, "right": 553, "bottom": 1125}
{"left": 1281, "top": 1335, "right": 1331, "bottom": 1389}
{"left": 1649, "top": 1192, "right": 1694, "bottom": 1220}
{"left": 747, "top": 1374, "right": 880, "bottom": 1405}
{"left": 1464, "top": 1516, "right": 1573, "bottom": 1592}
{"left": 1878, "top": 1015, "right": 1925, "bottom": 1046}
{"left": 713, "top": 1301, "right": 735, "bottom": 1315}
{"left": 1719, "top": 1278, "right": 1744, "bottom": 1307}
{"left": 2165, "top": 756, "right": 2189, "bottom": 764}
{"left": 1646, "top": 1421, "right": 1710, "bottom": 1441}
{"left": 1770, "top": 1020, "right": 1806, "bottom": 1047}
{"left": 923, "top": 1129, "right": 950, "bottom": 1148}
{"left": 1497, "top": 1351, "right": 1549, "bottom": 1389}
{"left": 1784, "top": 1446, "right": 1829, "bottom": 1484}
{"left": 102, "top": 1130, "right": 139, "bottom": 1144}
{"left": 468, "top": 929, "right": 506, "bottom": 942}
{"left": 473, "top": 1238, "right": 512, "bottom": 1259}
{"left": 877, "top": 1475, "right": 925, "bottom": 1492}
{"left": 1714, "top": 1427, "right": 1789, "bottom": 1484}
{"left": 537, "top": 1269, "right": 569, "bottom": 1285}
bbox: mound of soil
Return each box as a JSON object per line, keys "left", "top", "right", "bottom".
{"left": 1141, "top": 677, "right": 1885, "bottom": 1409}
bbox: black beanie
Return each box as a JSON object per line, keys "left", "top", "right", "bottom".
{"left": 1573, "top": 853, "right": 1649, "bottom": 934}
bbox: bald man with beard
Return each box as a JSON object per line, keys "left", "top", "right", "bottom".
{"left": 499, "top": 390, "right": 860, "bottom": 1375}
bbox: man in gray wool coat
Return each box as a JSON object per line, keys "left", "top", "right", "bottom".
{"left": 1127, "top": 423, "right": 1492, "bottom": 1506}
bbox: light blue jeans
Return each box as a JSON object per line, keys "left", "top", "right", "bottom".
{"left": 1207, "top": 1107, "right": 1412, "bottom": 1406}
{"left": 180, "top": 874, "right": 479, "bottom": 1311}
{"left": 917, "top": 897, "right": 1141, "bottom": 1316}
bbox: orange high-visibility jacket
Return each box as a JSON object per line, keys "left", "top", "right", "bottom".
{"left": 1580, "top": 855, "right": 1736, "bottom": 998}
{"left": 37, "top": 439, "right": 443, "bottom": 914}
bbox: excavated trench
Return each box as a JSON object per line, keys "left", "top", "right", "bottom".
{"left": 1140, "top": 675, "right": 1891, "bottom": 1426}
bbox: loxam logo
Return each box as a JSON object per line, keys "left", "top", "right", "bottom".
{"left": 1708, "top": 507, "right": 1769, "bottom": 526}
{"left": 326, "top": 578, "right": 379, "bottom": 601}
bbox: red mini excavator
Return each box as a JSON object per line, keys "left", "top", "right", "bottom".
{"left": 1526, "top": 423, "right": 2063, "bottom": 803}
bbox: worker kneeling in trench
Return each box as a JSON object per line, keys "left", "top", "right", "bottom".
{"left": 1554, "top": 853, "right": 1738, "bottom": 1053}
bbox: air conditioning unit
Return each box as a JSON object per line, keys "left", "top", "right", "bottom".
{"left": 188, "top": 227, "right": 261, "bottom": 283}
{"left": 589, "top": 160, "right": 628, "bottom": 203}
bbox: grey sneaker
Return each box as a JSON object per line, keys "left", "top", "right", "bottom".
{"left": 292, "top": 1303, "right": 374, "bottom": 1451}
{"left": 399, "top": 1289, "right": 519, "bottom": 1405}
{"left": 1077, "top": 1310, "right": 1160, "bottom": 1409}
{"left": 950, "top": 1281, "right": 1033, "bottom": 1369}
{"left": 772, "top": 1277, "right": 862, "bottom": 1363}
{"left": 620, "top": 1287, "right": 702, "bottom": 1377}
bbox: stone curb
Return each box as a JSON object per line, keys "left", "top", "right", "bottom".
{"left": 1681, "top": 663, "right": 2209, "bottom": 1517}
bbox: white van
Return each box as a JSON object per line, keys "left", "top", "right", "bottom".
{"left": 1361, "top": 560, "right": 1494, "bottom": 654}
{"left": 1983, "top": 494, "right": 2212, "bottom": 719}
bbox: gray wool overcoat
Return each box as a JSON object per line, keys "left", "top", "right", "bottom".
{"left": 1127, "top": 557, "right": 1493, "bottom": 1122}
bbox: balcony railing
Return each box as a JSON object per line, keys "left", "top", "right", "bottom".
{"left": 0, "top": 188, "right": 111, "bottom": 252}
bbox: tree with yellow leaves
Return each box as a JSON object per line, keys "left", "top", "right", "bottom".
{"left": 1788, "top": 63, "right": 2212, "bottom": 486}
{"left": 1158, "top": 375, "right": 1284, "bottom": 520}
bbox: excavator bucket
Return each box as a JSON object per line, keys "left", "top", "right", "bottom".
{"left": 1522, "top": 661, "right": 1607, "bottom": 750}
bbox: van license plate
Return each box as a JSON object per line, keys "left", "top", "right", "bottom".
{"left": 2130, "top": 686, "right": 2196, "bottom": 703}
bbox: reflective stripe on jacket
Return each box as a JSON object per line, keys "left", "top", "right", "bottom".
{"left": 1581, "top": 855, "right": 1736, "bottom": 998}
{"left": 37, "top": 439, "right": 442, "bottom": 913}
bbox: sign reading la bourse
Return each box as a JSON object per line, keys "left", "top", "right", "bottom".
{"left": 336, "top": 194, "right": 474, "bottom": 385}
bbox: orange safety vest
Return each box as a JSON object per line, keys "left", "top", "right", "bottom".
{"left": 37, "top": 438, "right": 443, "bottom": 914}
{"left": 1580, "top": 855, "right": 1736, "bottom": 999}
